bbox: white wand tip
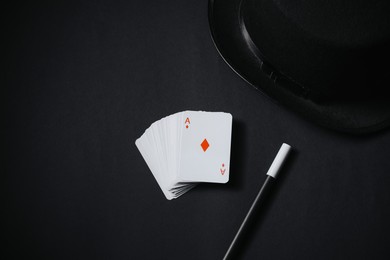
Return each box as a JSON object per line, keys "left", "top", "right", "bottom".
{"left": 266, "top": 143, "right": 292, "bottom": 178}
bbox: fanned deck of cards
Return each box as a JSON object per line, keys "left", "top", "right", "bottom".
{"left": 135, "top": 111, "right": 233, "bottom": 200}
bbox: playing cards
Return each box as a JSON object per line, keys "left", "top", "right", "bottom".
{"left": 135, "top": 111, "right": 233, "bottom": 200}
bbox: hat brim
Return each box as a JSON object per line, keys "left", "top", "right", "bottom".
{"left": 208, "top": 0, "right": 390, "bottom": 134}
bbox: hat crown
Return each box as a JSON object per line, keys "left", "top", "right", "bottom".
{"left": 271, "top": 0, "right": 390, "bottom": 46}
{"left": 241, "top": 0, "right": 390, "bottom": 100}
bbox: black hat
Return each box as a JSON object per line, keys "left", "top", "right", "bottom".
{"left": 209, "top": 0, "right": 390, "bottom": 134}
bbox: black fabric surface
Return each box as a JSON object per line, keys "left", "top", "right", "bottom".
{"left": 5, "top": 1, "right": 390, "bottom": 259}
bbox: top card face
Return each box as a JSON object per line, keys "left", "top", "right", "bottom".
{"left": 178, "top": 111, "right": 232, "bottom": 183}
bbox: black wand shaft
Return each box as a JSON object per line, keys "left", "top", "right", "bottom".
{"left": 223, "top": 143, "right": 291, "bottom": 260}
{"left": 223, "top": 176, "right": 273, "bottom": 260}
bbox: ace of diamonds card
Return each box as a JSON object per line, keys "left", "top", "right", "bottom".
{"left": 177, "top": 111, "right": 232, "bottom": 183}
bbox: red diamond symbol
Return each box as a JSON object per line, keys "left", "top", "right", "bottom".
{"left": 201, "top": 139, "right": 209, "bottom": 152}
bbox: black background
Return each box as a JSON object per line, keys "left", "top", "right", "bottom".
{"left": 5, "top": 0, "right": 390, "bottom": 259}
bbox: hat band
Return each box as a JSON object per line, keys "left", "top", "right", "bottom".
{"left": 238, "top": 0, "right": 310, "bottom": 99}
